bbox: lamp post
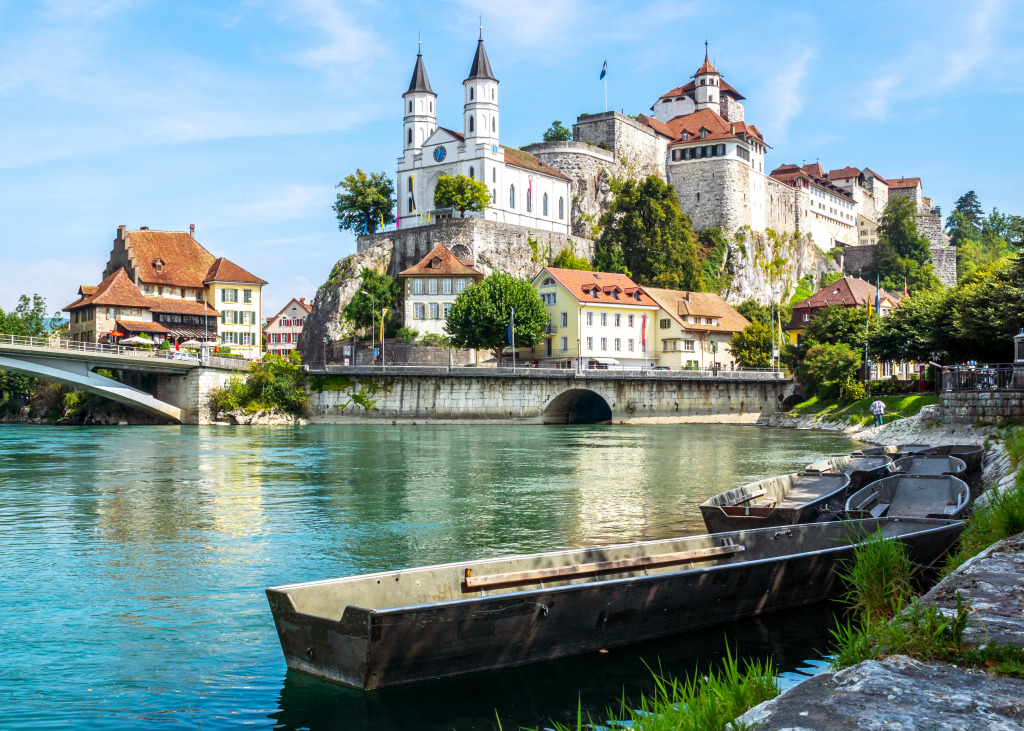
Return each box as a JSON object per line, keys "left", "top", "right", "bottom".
{"left": 577, "top": 337, "right": 581, "bottom": 373}
{"left": 322, "top": 336, "right": 328, "bottom": 369}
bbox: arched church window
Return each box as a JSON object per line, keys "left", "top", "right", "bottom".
{"left": 469, "top": 116, "right": 474, "bottom": 133}
{"left": 407, "top": 128, "right": 413, "bottom": 144}
{"left": 543, "top": 193, "right": 548, "bottom": 216}
{"left": 526, "top": 189, "right": 532, "bottom": 213}
{"left": 408, "top": 101, "right": 412, "bottom": 113}
{"left": 492, "top": 168, "right": 496, "bottom": 183}
{"left": 491, "top": 88, "right": 494, "bottom": 100}
{"left": 408, "top": 196, "right": 414, "bottom": 213}
{"left": 559, "top": 197, "right": 564, "bottom": 220}
{"left": 429, "top": 101, "right": 433, "bottom": 112}
{"left": 470, "top": 87, "right": 474, "bottom": 100}
{"left": 492, "top": 188, "right": 496, "bottom": 203}
{"left": 469, "top": 166, "right": 475, "bottom": 179}
{"left": 408, "top": 176, "right": 413, "bottom": 192}
{"left": 509, "top": 185, "right": 515, "bottom": 209}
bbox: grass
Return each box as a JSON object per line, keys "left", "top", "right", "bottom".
{"left": 1005, "top": 425, "right": 1024, "bottom": 469}
{"left": 789, "top": 394, "right": 939, "bottom": 427}
{"left": 943, "top": 482, "right": 1024, "bottom": 575}
{"left": 837, "top": 528, "right": 915, "bottom": 622}
{"left": 522, "top": 647, "right": 780, "bottom": 731}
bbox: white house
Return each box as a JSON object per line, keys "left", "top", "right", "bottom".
{"left": 398, "top": 244, "right": 483, "bottom": 337}
{"left": 396, "top": 37, "right": 572, "bottom": 234}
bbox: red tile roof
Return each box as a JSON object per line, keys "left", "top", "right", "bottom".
{"left": 124, "top": 230, "right": 217, "bottom": 288}
{"left": 888, "top": 177, "right": 921, "bottom": 190}
{"left": 640, "top": 108, "right": 765, "bottom": 145}
{"left": 696, "top": 54, "right": 718, "bottom": 75}
{"left": 770, "top": 163, "right": 855, "bottom": 199}
{"left": 655, "top": 77, "right": 746, "bottom": 104}
{"left": 399, "top": 244, "right": 484, "bottom": 277}
{"left": 785, "top": 276, "right": 901, "bottom": 328}
{"left": 539, "top": 268, "right": 659, "bottom": 308}
{"left": 116, "top": 320, "right": 170, "bottom": 334}
{"left": 204, "top": 257, "right": 268, "bottom": 285}
{"left": 63, "top": 268, "right": 153, "bottom": 311}
{"left": 503, "top": 147, "right": 571, "bottom": 181}
{"left": 828, "top": 166, "right": 861, "bottom": 180}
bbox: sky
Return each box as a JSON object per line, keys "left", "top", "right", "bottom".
{"left": 1, "top": 0, "right": 1022, "bottom": 317}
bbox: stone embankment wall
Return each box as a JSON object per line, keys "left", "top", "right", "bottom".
{"left": 941, "top": 390, "right": 1024, "bottom": 425}
{"left": 571, "top": 112, "right": 667, "bottom": 178}
{"left": 154, "top": 367, "right": 238, "bottom": 425}
{"left": 311, "top": 340, "right": 477, "bottom": 368}
{"left": 669, "top": 158, "right": 750, "bottom": 232}
{"left": 307, "top": 369, "right": 792, "bottom": 425}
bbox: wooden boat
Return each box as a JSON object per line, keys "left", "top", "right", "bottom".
{"left": 804, "top": 454, "right": 893, "bottom": 491}
{"left": 699, "top": 472, "right": 851, "bottom": 534}
{"left": 924, "top": 444, "right": 984, "bottom": 472}
{"left": 853, "top": 444, "right": 932, "bottom": 460}
{"left": 845, "top": 474, "right": 970, "bottom": 520}
{"left": 890, "top": 455, "right": 967, "bottom": 478}
{"left": 266, "top": 517, "right": 963, "bottom": 690}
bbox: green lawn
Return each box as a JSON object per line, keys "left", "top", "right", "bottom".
{"left": 790, "top": 394, "right": 940, "bottom": 427}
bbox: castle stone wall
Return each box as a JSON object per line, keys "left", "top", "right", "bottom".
{"left": 356, "top": 218, "right": 593, "bottom": 279}
{"left": 764, "top": 176, "right": 797, "bottom": 233}
{"left": 525, "top": 142, "right": 619, "bottom": 237}
{"left": 719, "top": 96, "right": 745, "bottom": 123}
{"left": 669, "top": 159, "right": 750, "bottom": 232}
{"left": 572, "top": 112, "right": 666, "bottom": 178}
{"left": 838, "top": 243, "right": 958, "bottom": 287}
{"left": 916, "top": 213, "right": 950, "bottom": 248}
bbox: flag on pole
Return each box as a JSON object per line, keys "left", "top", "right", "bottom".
{"left": 508, "top": 308, "right": 515, "bottom": 344}
{"left": 641, "top": 313, "right": 647, "bottom": 351}
{"left": 600, "top": 60, "right": 607, "bottom": 79}
{"left": 875, "top": 277, "right": 882, "bottom": 317}
{"left": 380, "top": 308, "right": 388, "bottom": 342}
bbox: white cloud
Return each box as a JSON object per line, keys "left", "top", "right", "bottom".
{"left": 221, "top": 185, "right": 335, "bottom": 226}
{"left": 760, "top": 48, "right": 814, "bottom": 143}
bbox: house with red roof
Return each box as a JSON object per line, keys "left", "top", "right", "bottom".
{"left": 398, "top": 244, "right": 484, "bottom": 338}
{"left": 263, "top": 298, "right": 312, "bottom": 357}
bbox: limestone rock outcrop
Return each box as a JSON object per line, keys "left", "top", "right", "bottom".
{"left": 218, "top": 408, "right": 307, "bottom": 425}
{"left": 298, "top": 241, "right": 392, "bottom": 364}
{"left": 723, "top": 229, "right": 841, "bottom": 305}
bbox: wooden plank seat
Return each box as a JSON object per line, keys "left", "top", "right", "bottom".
{"left": 721, "top": 489, "right": 766, "bottom": 508}
{"left": 869, "top": 503, "right": 890, "bottom": 518}
{"left": 464, "top": 544, "right": 745, "bottom": 589}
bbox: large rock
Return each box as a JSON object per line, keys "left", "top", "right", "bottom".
{"left": 737, "top": 655, "right": 1024, "bottom": 730}
{"left": 298, "top": 241, "right": 392, "bottom": 363}
{"left": 724, "top": 228, "right": 841, "bottom": 305}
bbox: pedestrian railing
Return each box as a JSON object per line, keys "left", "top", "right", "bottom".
{"left": 0, "top": 333, "right": 249, "bottom": 370}
{"left": 942, "top": 364, "right": 1024, "bottom": 392}
{"left": 304, "top": 363, "right": 791, "bottom": 381}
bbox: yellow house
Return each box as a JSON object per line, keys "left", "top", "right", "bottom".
{"left": 644, "top": 288, "right": 750, "bottom": 370}
{"left": 519, "top": 267, "right": 660, "bottom": 368}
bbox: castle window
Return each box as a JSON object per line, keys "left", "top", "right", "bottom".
{"left": 526, "top": 189, "right": 532, "bottom": 213}
{"left": 509, "top": 185, "right": 515, "bottom": 208}
{"left": 409, "top": 101, "right": 412, "bottom": 113}
{"left": 492, "top": 118, "right": 496, "bottom": 132}
{"left": 470, "top": 87, "right": 474, "bottom": 100}
{"left": 558, "top": 196, "right": 564, "bottom": 219}
{"left": 469, "top": 116, "right": 474, "bottom": 133}
{"left": 469, "top": 166, "right": 474, "bottom": 179}
{"left": 408, "top": 128, "right": 412, "bottom": 144}
{"left": 543, "top": 193, "right": 549, "bottom": 216}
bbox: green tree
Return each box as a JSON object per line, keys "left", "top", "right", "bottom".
{"left": 594, "top": 176, "right": 704, "bottom": 291}
{"left": 542, "top": 120, "right": 573, "bottom": 142}
{"left": 945, "top": 191, "right": 984, "bottom": 246}
{"left": 210, "top": 351, "right": 309, "bottom": 416}
{"left": 444, "top": 272, "right": 549, "bottom": 363}
{"left": 0, "top": 294, "right": 62, "bottom": 336}
{"left": 872, "top": 288, "right": 950, "bottom": 364}
{"left": 803, "top": 305, "right": 875, "bottom": 351}
{"left": 550, "top": 248, "right": 593, "bottom": 271}
{"left": 432, "top": 174, "right": 491, "bottom": 217}
{"left": 729, "top": 321, "right": 773, "bottom": 368}
{"left": 868, "top": 196, "right": 940, "bottom": 293}
{"left": 333, "top": 169, "right": 396, "bottom": 234}
{"left": 342, "top": 268, "right": 400, "bottom": 336}
{"left": 734, "top": 300, "right": 772, "bottom": 326}
{"left": 800, "top": 343, "right": 861, "bottom": 400}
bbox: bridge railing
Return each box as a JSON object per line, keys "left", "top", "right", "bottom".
{"left": 0, "top": 333, "right": 248, "bottom": 370}
{"left": 305, "top": 363, "right": 791, "bottom": 381}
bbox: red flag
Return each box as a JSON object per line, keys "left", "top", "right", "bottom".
{"left": 175, "top": 341, "right": 180, "bottom": 351}
{"left": 641, "top": 314, "right": 647, "bottom": 349}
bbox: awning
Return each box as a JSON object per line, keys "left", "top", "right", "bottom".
{"left": 164, "top": 326, "right": 217, "bottom": 340}
{"left": 116, "top": 320, "right": 169, "bottom": 334}
{"left": 590, "top": 357, "right": 620, "bottom": 365}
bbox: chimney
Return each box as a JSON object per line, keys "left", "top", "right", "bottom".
{"left": 140, "top": 226, "right": 149, "bottom": 230}
{"left": 190, "top": 223, "right": 195, "bottom": 238}
{"left": 685, "top": 291, "right": 691, "bottom": 301}
{"left": 299, "top": 297, "right": 305, "bottom": 304}
{"left": 730, "top": 124, "right": 735, "bottom": 134}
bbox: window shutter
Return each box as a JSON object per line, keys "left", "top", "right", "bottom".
{"left": 234, "top": 289, "right": 239, "bottom": 303}
{"left": 220, "top": 289, "right": 225, "bottom": 303}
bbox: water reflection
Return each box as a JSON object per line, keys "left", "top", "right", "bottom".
{"left": 0, "top": 423, "right": 859, "bottom": 730}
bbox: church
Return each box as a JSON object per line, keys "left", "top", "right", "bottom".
{"left": 396, "top": 36, "right": 572, "bottom": 237}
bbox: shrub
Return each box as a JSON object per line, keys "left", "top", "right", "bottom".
{"left": 395, "top": 326, "right": 419, "bottom": 341}
{"left": 209, "top": 351, "right": 309, "bottom": 416}
{"left": 839, "top": 528, "right": 915, "bottom": 622}
{"left": 944, "top": 483, "right": 1024, "bottom": 574}
{"left": 419, "top": 333, "right": 450, "bottom": 347}
{"left": 800, "top": 342, "right": 860, "bottom": 400}
{"left": 158, "top": 339, "right": 172, "bottom": 350}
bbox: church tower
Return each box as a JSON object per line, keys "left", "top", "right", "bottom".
{"left": 693, "top": 47, "right": 720, "bottom": 113}
{"left": 463, "top": 33, "right": 499, "bottom": 146}
{"left": 403, "top": 46, "right": 436, "bottom": 151}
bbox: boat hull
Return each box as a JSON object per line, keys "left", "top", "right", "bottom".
{"left": 699, "top": 472, "right": 851, "bottom": 534}
{"left": 924, "top": 445, "right": 984, "bottom": 473}
{"left": 266, "top": 518, "right": 962, "bottom": 690}
{"left": 805, "top": 455, "right": 893, "bottom": 491}
{"left": 891, "top": 455, "right": 967, "bottom": 478}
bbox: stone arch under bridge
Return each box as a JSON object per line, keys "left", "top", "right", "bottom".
{"left": 542, "top": 388, "right": 613, "bottom": 425}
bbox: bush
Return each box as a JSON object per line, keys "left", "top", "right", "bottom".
{"left": 419, "top": 333, "right": 450, "bottom": 347}
{"left": 158, "top": 339, "right": 172, "bottom": 350}
{"left": 209, "top": 351, "right": 309, "bottom": 416}
{"left": 800, "top": 342, "right": 861, "bottom": 400}
{"left": 839, "top": 528, "right": 914, "bottom": 622}
{"left": 395, "top": 326, "right": 419, "bottom": 341}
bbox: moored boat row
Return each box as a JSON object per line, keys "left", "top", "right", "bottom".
{"left": 266, "top": 440, "right": 982, "bottom": 690}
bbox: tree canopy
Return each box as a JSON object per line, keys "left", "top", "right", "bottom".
{"left": 542, "top": 120, "right": 573, "bottom": 142}
{"left": 942, "top": 191, "right": 1022, "bottom": 282}
{"left": 0, "top": 294, "right": 63, "bottom": 403}
{"left": 550, "top": 248, "right": 593, "bottom": 271}
{"left": 946, "top": 191, "right": 984, "bottom": 247}
{"left": 333, "top": 170, "right": 396, "bottom": 234}
{"left": 867, "top": 196, "right": 940, "bottom": 294}
{"left": 432, "top": 174, "right": 491, "bottom": 218}
{"left": 593, "top": 176, "right": 704, "bottom": 291}
{"left": 444, "top": 272, "right": 549, "bottom": 362}
{"left": 729, "top": 321, "right": 773, "bottom": 369}
{"left": 342, "top": 268, "right": 400, "bottom": 337}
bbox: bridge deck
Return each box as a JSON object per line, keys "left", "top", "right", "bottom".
{"left": 305, "top": 365, "right": 792, "bottom": 383}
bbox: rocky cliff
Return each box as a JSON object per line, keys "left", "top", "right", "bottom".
{"left": 721, "top": 228, "right": 842, "bottom": 305}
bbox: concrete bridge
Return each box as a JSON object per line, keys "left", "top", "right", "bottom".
{"left": 0, "top": 335, "right": 246, "bottom": 423}
{"left": 305, "top": 365, "right": 794, "bottom": 425}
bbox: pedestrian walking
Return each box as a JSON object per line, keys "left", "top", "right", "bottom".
{"left": 870, "top": 398, "right": 886, "bottom": 427}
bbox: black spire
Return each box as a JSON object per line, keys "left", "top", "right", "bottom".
{"left": 406, "top": 50, "right": 435, "bottom": 95}
{"left": 466, "top": 37, "right": 497, "bottom": 82}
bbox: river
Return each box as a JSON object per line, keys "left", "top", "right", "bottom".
{"left": 0, "top": 423, "right": 860, "bottom": 730}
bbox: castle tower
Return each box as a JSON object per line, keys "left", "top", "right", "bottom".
{"left": 693, "top": 48, "right": 720, "bottom": 112}
{"left": 463, "top": 33, "right": 499, "bottom": 146}
{"left": 403, "top": 46, "right": 436, "bottom": 151}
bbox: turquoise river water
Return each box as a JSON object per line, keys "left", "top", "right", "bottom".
{"left": 0, "top": 423, "right": 861, "bottom": 730}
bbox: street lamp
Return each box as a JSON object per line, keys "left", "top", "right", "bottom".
{"left": 322, "top": 336, "right": 328, "bottom": 369}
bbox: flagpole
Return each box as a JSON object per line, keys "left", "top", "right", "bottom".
{"left": 511, "top": 307, "right": 516, "bottom": 373}
{"left": 604, "top": 75, "right": 607, "bottom": 112}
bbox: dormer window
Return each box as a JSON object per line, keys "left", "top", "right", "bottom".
{"left": 153, "top": 258, "right": 164, "bottom": 273}
{"left": 541, "top": 277, "right": 556, "bottom": 286}
{"left": 682, "top": 131, "right": 690, "bottom": 141}
{"left": 430, "top": 257, "right": 442, "bottom": 269}
{"left": 700, "top": 129, "right": 708, "bottom": 139}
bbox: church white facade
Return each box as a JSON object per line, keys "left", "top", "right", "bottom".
{"left": 396, "top": 38, "right": 571, "bottom": 235}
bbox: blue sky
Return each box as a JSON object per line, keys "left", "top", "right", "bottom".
{"left": 1, "top": 0, "right": 1021, "bottom": 317}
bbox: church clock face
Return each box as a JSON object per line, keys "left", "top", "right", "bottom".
{"left": 433, "top": 146, "right": 446, "bottom": 162}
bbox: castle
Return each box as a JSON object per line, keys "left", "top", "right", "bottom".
{"left": 357, "top": 39, "right": 954, "bottom": 287}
